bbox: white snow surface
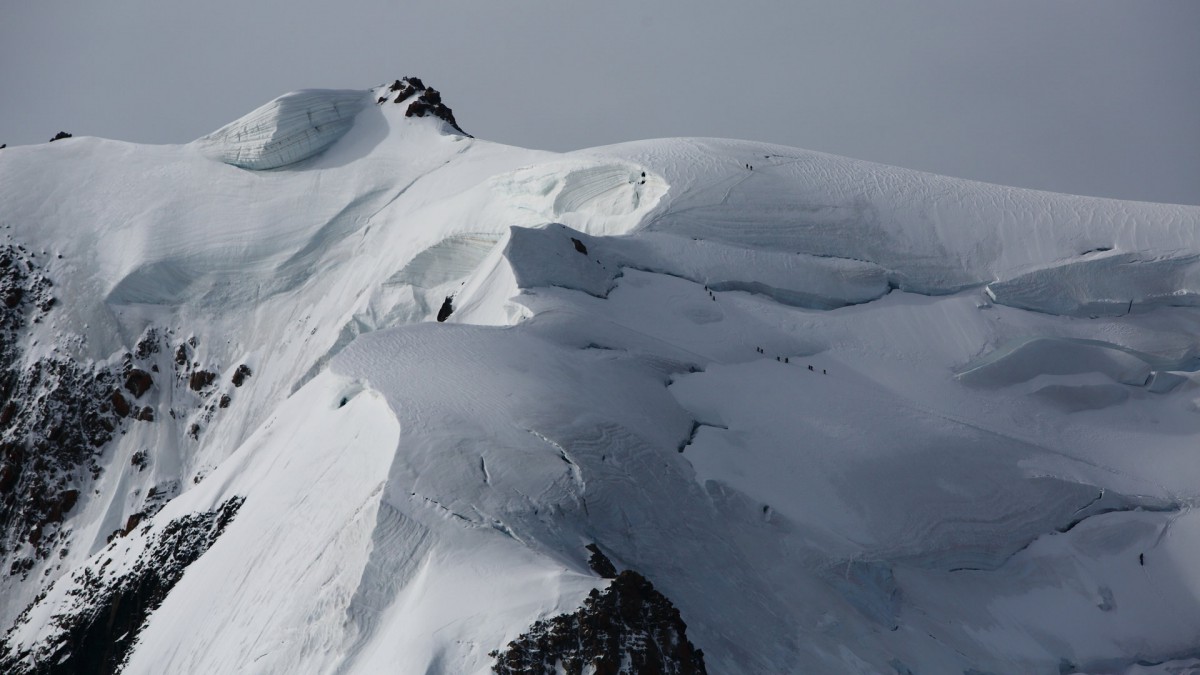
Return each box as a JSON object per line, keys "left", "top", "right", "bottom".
{"left": 2, "top": 84, "right": 1200, "bottom": 674}
{"left": 195, "top": 89, "right": 369, "bottom": 170}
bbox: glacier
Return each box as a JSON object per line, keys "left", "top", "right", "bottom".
{"left": 0, "top": 82, "right": 1199, "bottom": 674}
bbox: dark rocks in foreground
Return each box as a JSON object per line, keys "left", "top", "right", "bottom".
{"left": 492, "top": 570, "right": 707, "bottom": 675}
{"left": 0, "top": 497, "right": 245, "bottom": 675}
{"left": 0, "top": 244, "right": 125, "bottom": 568}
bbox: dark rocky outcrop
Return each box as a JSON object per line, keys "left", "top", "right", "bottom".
{"left": 120, "top": 512, "right": 142, "bottom": 537}
{"left": 48, "top": 133, "right": 72, "bottom": 143}
{"left": 133, "top": 329, "right": 160, "bottom": 361}
{"left": 437, "top": 296, "right": 454, "bottom": 323}
{"left": 105, "top": 481, "right": 181, "bottom": 542}
{"left": 392, "top": 84, "right": 418, "bottom": 105}
{"left": 123, "top": 370, "right": 153, "bottom": 398}
{"left": 109, "top": 392, "right": 130, "bottom": 418}
{"left": 230, "top": 364, "right": 252, "bottom": 387}
{"left": 491, "top": 570, "right": 707, "bottom": 675}
{"left": 585, "top": 543, "right": 617, "bottom": 579}
{"left": 571, "top": 238, "right": 589, "bottom": 255}
{"left": 404, "top": 99, "right": 467, "bottom": 136}
{"left": 0, "top": 497, "right": 245, "bottom": 675}
{"left": 0, "top": 244, "right": 129, "bottom": 568}
{"left": 378, "top": 76, "right": 470, "bottom": 136}
{"left": 187, "top": 370, "right": 216, "bottom": 392}
{"left": 0, "top": 356, "right": 122, "bottom": 567}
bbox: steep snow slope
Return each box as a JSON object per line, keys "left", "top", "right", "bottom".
{"left": 1, "top": 80, "right": 1199, "bottom": 674}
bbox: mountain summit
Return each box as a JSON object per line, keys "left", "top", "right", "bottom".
{"left": 1, "top": 79, "right": 1199, "bottom": 674}
{"left": 196, "top": 79, "right": 466, "bottom": 171}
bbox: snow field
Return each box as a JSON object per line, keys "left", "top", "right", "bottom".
{"left": 2, "top": 86, "right": 1200, "bottom": 673}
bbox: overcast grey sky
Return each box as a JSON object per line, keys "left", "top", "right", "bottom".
{"left": 2, "top": 1, "right": 1197, "bottom": 204}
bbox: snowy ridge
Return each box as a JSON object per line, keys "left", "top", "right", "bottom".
{"left": 1, "top": 78, "right": 1200, "bottom": 674}
{"left": 592, "top": 138, "right": 1199, "bottom": 307}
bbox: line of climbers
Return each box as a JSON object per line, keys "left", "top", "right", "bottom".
{"left": 753, "top": 346, "right": 826, "bottom": 375}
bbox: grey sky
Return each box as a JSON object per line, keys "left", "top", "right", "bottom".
{"left": 2, "top": 1, "right": 1197, "bottom": 205}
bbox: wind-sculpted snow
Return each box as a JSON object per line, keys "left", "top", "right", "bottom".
{"left": 4, "top": 78, "right": 1200, "bottom": 674}
{"left": 986, "top": 250, "right": 1200, "bottom": 316}
{"left": 492, "top": 224, "right": 890, "bottom": 311}
{"left": 630, "top": 232, "right": 889, "bottom": 309}
{"left": 384, "top": 234, "right": 500, "bottom": 290}
{"left": 958, "top": 336, "right": 1200, "bottom": 387}
{"left": 587, "top": 138, "right": 1200, "bottom": 309}
{"left": 956, "top": 336, "right": 1200, "bottom": 413}
{"left": 960, "top": 338, "right": 1156, "bottom": 387}
{"left": 196, "top": 89, "right": 368, "bottom": 170}
{"left": 488, "top": 160, "right": 668, "bottom": 236}
{"left": 501, "top": 225, "right": 620, "bottom": 298}
{"left": 668, "top": 358, "right": 1177, "bottom": 572}
{"left": 317, "top": 258, "right": 1200, "bottom": 671}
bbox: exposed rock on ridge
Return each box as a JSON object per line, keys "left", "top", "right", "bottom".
{"left": 0, "top": 497, "right": 245, "bottom": 675}
{"left": 0, "top": 243, "right": 126, "bottom": 573}
{"left": 492, "top": 567, "right": 706, "bottom": 675}
{"left": 379, "top": 76, "right": 469, "bottom": 136}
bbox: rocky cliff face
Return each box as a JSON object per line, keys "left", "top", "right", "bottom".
{"left": 0, "top": 243, "right": 249, "bottom": 585}
{"left": 0, "top": 242, "right": 122, "bottom": 575}
{"left": 0, "top": 497, "right": 244, "bottom": 675}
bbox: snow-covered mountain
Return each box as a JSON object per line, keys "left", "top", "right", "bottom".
{"left": 1, "top": 78, "right": 1200, "bottom": 674}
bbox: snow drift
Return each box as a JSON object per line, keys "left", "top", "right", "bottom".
{"left": 196, "top": 89, "right": 368, "bottom": 169}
